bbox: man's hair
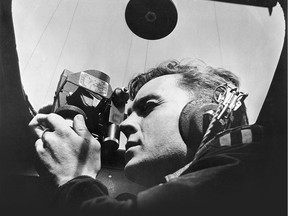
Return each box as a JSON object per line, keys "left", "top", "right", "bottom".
{"left": 128, "top": 59, "right": 249, "bottom": 126}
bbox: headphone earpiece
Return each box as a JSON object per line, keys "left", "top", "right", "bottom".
{"left": 179, "top": 102, "right": 218, "bottom": 148}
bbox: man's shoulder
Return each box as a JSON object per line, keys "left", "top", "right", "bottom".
{"left": 166, "top": 124, "right": 265, "bottom": 181}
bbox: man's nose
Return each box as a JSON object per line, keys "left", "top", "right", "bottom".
{"left": 120, "top": 115, "right": 138, "bottom": 138}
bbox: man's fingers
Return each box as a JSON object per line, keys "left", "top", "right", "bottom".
{"left": 34, "top": 138, "right": 54, "bottom": 171}
{"left": 29, "top": 113, "right": 49, "bottom": 137}
{"left": 35, "top": 139, "right": 45, "bottom": 154}
{"left": 35, "top": 128, "right": 52, "bottom": 149}
{"left": 39, "top": 113, "right": 67, "bottom": 130}
{"left": 73, "top": 114, "right": 90, "bottom": 138}
{"left": 29, "top": 113, "right": 71, "bottom": 132}
{"left": 28, "top": 113, "right": 47, "bottom": 127}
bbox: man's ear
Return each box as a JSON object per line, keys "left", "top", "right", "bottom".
{"left": 179, "top": 102, "right": 218, "bottom": 149}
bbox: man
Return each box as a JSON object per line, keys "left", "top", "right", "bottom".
{"left": 29, "top": 60, "right": 266, "bottom": 216}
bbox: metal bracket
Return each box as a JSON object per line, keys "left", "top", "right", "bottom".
{"left": 213, "top": 83, "right": 248, "bottom": 120}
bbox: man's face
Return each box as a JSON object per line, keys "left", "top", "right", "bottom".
{"left": 120, "top": 74, "right": 194, "bottom": 186}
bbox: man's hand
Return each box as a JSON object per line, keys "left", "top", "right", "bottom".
{"left": 29, "top": 113, "right": 101, "bottom": 186}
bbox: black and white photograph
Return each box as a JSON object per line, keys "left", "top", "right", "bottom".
{"left": 0, "top": 0, "right": 286, "bottom": 215}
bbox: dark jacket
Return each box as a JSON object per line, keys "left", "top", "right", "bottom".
{"left": 53, "top": 124, "right": 268, "bottom": 216}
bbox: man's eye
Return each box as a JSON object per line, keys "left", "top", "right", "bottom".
{"left": 142, "top": 102, "right": 156, "bottom": 115}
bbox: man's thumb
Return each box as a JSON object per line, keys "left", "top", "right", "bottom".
{"left": 73, "top": 114, "right": 89, "bottom": 137}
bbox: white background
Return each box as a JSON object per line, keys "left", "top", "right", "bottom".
{"left": 12, "top": 0, "right": 285, "bottom": 148}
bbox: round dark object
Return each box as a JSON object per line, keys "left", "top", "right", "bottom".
{"left": 179, "top": 103, "right": 218, "bottom": 149}
{"left": 125, "top": 0, "right": 178, "bottom": 40}
{"left": 54, "top": 105, "right": 87, "bottom": 120}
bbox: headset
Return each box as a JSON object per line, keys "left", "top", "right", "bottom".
{"left": 179, "top": 83, "right": 248, "bottom": 157}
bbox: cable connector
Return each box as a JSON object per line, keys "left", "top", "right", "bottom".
{"left": 214, "top": 83, "right": 248, "bottom": 120}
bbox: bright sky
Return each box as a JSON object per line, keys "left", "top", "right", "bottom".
{"left": 12, "top": 0, "right": 285, "bottom": 148}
